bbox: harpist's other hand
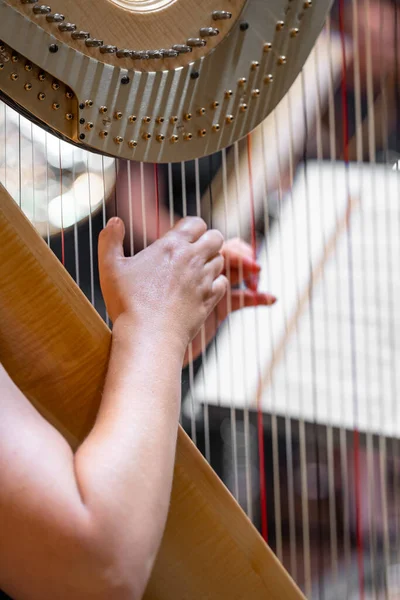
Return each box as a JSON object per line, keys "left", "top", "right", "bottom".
{"left": 98, "top": 216, "right": 228, "bottom": 355}
{"left": 221, "top": 237, "right": 261, "bottom": 291}
{"left": 183, "top": 238, "right": 276, "bottom": 365}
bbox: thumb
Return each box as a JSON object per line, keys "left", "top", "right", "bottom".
{"left": 98, "top": 217, "right": 125, "bottom": 268}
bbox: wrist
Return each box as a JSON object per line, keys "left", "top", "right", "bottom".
{"left": 112, "top": 312, "right": 188, "bottom": 362}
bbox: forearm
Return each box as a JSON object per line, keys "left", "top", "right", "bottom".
{"left": 74, "top": 316, "right": 185, "bottom": 594}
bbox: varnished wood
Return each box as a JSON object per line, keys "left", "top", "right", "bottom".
{"left": 0, "top": 183, "right": 305, "bottom": 599}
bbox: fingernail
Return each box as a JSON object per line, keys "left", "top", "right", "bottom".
{"left": 258, "top": 293, "right": 277, "bottom": 305}
{"left": 248, "top": 274, "right": 260, "bottom": 290}
{"left": 244, "top": 259, "right": 261, "bottom": 272}
{"left": 107, "top": 217, "right": 120, "bottom": 227}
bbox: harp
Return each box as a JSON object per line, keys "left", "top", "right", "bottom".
{"left": 1, "top": 0, "right": 399, "bottom": 597}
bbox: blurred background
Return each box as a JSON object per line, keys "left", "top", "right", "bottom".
{"left": 2, "top": 1, "right": 400, "bottom": 596}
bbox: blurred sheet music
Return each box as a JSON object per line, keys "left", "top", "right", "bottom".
{"left": 187, "top": 161, "right": 400, "bottom": 438}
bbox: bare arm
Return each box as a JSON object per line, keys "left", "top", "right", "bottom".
{"left": 0, "top": 217, "right": 227, "bottom": 600}
{"left": 74, "top": 317, "right": 184, "bottom": 597}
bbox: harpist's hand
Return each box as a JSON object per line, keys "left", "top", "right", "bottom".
{"left": 183, "top": 238, "right": 276, "bottom": 365}
{"left": 98, "top": 216, "right": 228, "bottom": 355}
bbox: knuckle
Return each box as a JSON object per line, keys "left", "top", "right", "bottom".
{"left": 162, "top": 232, "right": 181, "bottom": 253}
{"left": 217, "top": 275, "right": 229, "bottom": 296}
{"left": 176, "top": 216, "right": 207, "bottom": 235}
{"left": 189, "top": 216, "right": 207, "bottom": 231}
{"left": 176, "top": 216, "right": 191, "bottom": 227}
{"left": 209, "top": 229, "right": 225, "bottom": 246}
{"left": 215, "top": 255, "right": 224, "bottom": 274}
{"left": 162, "top": 232, "right": 192, "bottom": 265}
{"left": 202, "top": 282, "right": 214, "bottom": 301}
{"left": 98, "top": 227, "right": 109, "bottom": 244}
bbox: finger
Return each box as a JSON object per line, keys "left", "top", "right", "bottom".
{"left": 224, "top": 262, "right": 260, "bottom": 289}
{"left": 221, "top": 268, "right": 259, "bottom": 289}
{"left": 224, "top": 269, "right": 242, "bottom": 287}
{"left": 230, "top": 290, "right": 277, "bottom": 311}
{"left": 223, "top": 238, "right": 254, "bottom": 260}
{"left": 171, "top": 216, "right": 207, "bottom": 243}
{"left": 244, "top": 273, "right": 260, "bottom": 292}
{"left": 195, "top": 229, "right": 225, "bottom": 261}
{"left": 204, "top": 254, "right": 225, "bottom": 281}
{"left": 98, "top": 217, "right": 125, "bottom": 269}
{"left": 224, "top": 250, "right": 260, "bottom": 273}
{"left": 210, "top": 274, "right": 229, "bottom": 307}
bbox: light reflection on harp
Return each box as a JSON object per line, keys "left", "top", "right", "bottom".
{"left": 1, "top": 0, "right": 400, "bottom": 597}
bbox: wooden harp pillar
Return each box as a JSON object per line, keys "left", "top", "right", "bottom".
{"left": 0, "top": 183, "right": 305, "bottom": 599}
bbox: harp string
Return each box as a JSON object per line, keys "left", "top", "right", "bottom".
{"left": 314, "top": 22, "right": 340, "bottom": 587}
{"left": 57, "top": 140, "right": 65, "bottom": 267}
{"left": 127, "top": 160, "right": 134, "bottom": 259}
{"left": 266, "top": 116, "right": 284, "bottom": 561}
{"left": 220, "top": 146, "right": 240, "bottom": 504}
{"left": 140, "top": 161, "right": 147, "bottom": 250}
{"left": 392, "top": 0, "right": 400, "bottom": 582}
{"left": 339, "top": 0, "right": 367, "bottom": 597}
{"left": 378, "top": 0, "right": 393, "bottom": 589}
{"left": 194, "top": 157, "right": 211, "bottom": 465}
{"left": 247, "top": 132, "right": 269, "bottom": 543}
{"left": 334, "top": 7, "right": 351, "bottom": 592}
{"left": 154, "top": 163, "right": 160, "bottom": 241}
{"left": 87, "top": 154, "right": 95, "bottom": 307}
{"left": 277, "top": 88, "right": 298, "bottom": 582}
{"left": 44, "top": 126, "right": 51, "bottom": 248}
{"left": 231, "top": 141, "right": 253, "bottom": 516}
{"left": 312, "top": 36, "right": 328, "bottom": 592}
{"left": 364, "top": 0, "right": 379, "bottom": 586}
{"left": 3, "top": 2, "right": 400, "bottom": 591}
{"left": 181, "top": 159, "right": 198, "bottom": 442}
{"left": 301, "top": 67, "right": 320, "bottom": 598}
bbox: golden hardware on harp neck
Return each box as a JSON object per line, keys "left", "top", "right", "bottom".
{"left": 0, "top": 0, "right": 322, "bottom": 161}
{"left": 15, "top": 0, "right": 237, "bottom": 67}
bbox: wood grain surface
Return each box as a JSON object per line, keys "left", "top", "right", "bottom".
{"left": 0, "top": 182, "right": 304, "bottom": 600}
